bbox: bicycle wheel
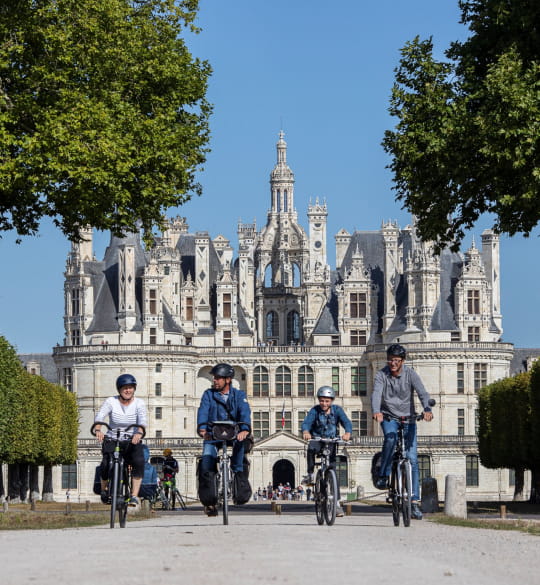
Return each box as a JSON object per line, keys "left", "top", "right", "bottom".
{"left": 222, "top": 459, "right": 229, "bottom": 525}
{"left": 323, "top": 469, "right": 338, "bottom": 526}
{"left": 390, "top": 466, "right": 400, "bottom": 527}
{"left": 401, "top": 461, "right": 412, "bottom": 527}
{"left": 118, "top": 461, "right": 129, "bottom": 528}
{"left": 110, "top": 459, "right": 120, "bottom": 528}
{"left": 174, "top": 489, "right": 187, "bottom": 510}
{"left": 314, "top": 472, "right": 325, "bottom": 525}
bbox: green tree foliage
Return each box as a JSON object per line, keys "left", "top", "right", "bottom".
{"left": 528, "top": 360, "right": 540, "bottom": 502}
{"left": 383, "top": 1, "right": 540, "bottom": 251}
{"left": 0, "top": 336, "right": 79, "bottom": 466}
{"left": 0, "top": 0, "right": 211, "bottom": 242}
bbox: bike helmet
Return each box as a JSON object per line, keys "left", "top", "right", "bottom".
{"left": 116, "top": 373, "right": 137, "bottom": 391}
{"left": 210, "top": 363, "right": 235, "bottom": 378}
{"left": 163, "top": 448, "right": 172, "bottom": 457}
{"left": 386, "top": 344, "right": 406, "bottom": 359}
{"left": 316, "top": 386, "right": 336, "bottom": 399}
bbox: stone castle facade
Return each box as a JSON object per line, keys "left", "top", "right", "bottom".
{"left": 43, "top": 132, "right": 522, "bottom": 502}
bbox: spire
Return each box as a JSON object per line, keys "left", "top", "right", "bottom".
{"left": 270, "top": 131, "right": 294, "bottom": 213}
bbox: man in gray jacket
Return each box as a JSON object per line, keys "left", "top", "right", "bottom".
{"left": 371, "top": 344, "right": 433, "bottom": 520}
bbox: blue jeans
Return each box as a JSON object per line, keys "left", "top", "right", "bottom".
{"left": 379, "top": 419, "right": 420, "bottom": 501}
{"left": 200, "top": 440, "right": 246, "bottom": 474}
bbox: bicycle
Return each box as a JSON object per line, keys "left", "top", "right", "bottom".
{"left": 311, "top": 437, "right": 344, "bottom": 526}
{"left": 162, "top": 475, "right": 187, "bottom": 511}
{"left": 91, "top": 422, "right": 146, "bottom": 528}
{"left": 200, "top": 420, "right": 249, "bottom": 525}
{"left": 385, "top": 399, "right": 435, "bottom": 527}
{"left": 149, "top": 479, "right": 172, "bottom": 510}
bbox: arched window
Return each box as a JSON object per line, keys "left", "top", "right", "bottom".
{"left": 266, "top": 311, "right": 279, "bottom": 339}
{"left": 292, "top": 263, "right": 301, "bottom": 287}
{"left": 286, "top": 311, "right": 300, "bottom": 344}
{"left": 253, "top": 366, "right": 269, "bottom": 397}
{"left": 466, "top": 455, "right": 479, "bottom": 486}
{"left": 275, "top": 366, "right": 291, "bottom": 397}
{"left": 298, "top": 365, "right": 314, "bottom": 397}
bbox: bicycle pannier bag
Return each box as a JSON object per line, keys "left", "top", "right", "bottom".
{"left": 371, "top": 451, "right": 382, "bottom": 489}
{"left": 197, "top": 459, "right": 219, "bottom": 507}
{"left": 233, "top": 458, "right": 252, "bottom": 505}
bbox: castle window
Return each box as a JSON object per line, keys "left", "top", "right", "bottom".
{"left": 63, "top": 368, "right": 73, "bottom": 392}
{"left": 286, "top": 311, "right": 300, "bottom": 344}
{"left": 457, "top": 408, "right": 465, "bottom": 435}
{"left": 418, "top": 455, "right": 431, "bottom": 483}
{"left": 331, "top": 367, "right": 340, "bottom": 395}
{"left": 474, "top": 363, "right": 487, "bottom": 393}
{"left": 71, "top": 288, "right": 80, "bottom": 316}
{"left": 457, "top": 363, "right": 464, "bottom": 393}
{"left": 351, "top": 366, "right": 367, "bottom": 396}
{"left": 155, "top": 383, "right": 162, "bottom": 396}
{"left": 149, "top": 289, "right": 157, "bottom": 314}
{"left": 223, "top": 330, "right": 232, "bottom": 347}
{"left": 451, "top": 331, "right": 461, "bottom": 341}
{"left": 351, "top": 411, "right": 368, "bottom": 436}
{"left": 467, "top": 289, "right": 480, "bottom": 314}
{"left": 62, "top": 464, "right": 77, "bottom": 490}
{"left": 150, "top": 327, "right": 157, "bottom": 345}
{"left": 331, "top": 335, "right": 340, "bottom": 346}
{"left": 350, "top": 293, "right": 366, "bottom": 318}
{"left": 253, "top": 366, "right": 269, "bottom": 397}
{"left": 266, "top": 311, "right": 278, "bottom": 338}
{"left": 466, "top": 455, "right": 479, "bottom": 486}
{"left": 185, "top": 297, "right": 193, "bottom": 320}
{"left": 164, "top": 265, "right": 170, "bottom": 275}
{"left": 71, "top": 329, "right": 81, "bottom": 346}
{"left": 155, "top": 407, "right": 162, "bottom": 419}
{"left": 155, "top": 363, "right": 162, "bottom": 373}
{"left": 298, "top": 365, "right": 314, "bottom": 397}
{"left": 223, "top": 293, "right": 232, "bottom": 318}
{"left": 275, "top": 366, "right": 292, "bottom": 397}
{"left": 275, "top": 410, "right": 291, "bottom": 432}
{"left": 350, "top": 330, "right": 366, "bottom": 346}
{"left": 253, "top": 411, "right": 270, "bottom": 438}
{"left": 468, "top": 326, "right": 480, "bottom": 342}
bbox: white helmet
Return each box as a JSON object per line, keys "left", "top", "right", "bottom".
{"left": 317, "top": 386, "right": 335, "bottom": 399}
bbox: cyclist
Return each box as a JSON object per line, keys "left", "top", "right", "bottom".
{"left": 197, "top": 363, "right": 252, "bottom": 516}
{"left": 139, "top": 444, "right": 158, "bottom": 502}
{"left": 301, "top": 386, "right": 352, "bottom": 516}
{"left": 94, "top": 373, "right": 147, "bottom": 508}
{"left": 162, "top": 448, "right": 179, "bottom": 480}
{"left": 371, "top": 344, "right": 433, "bottom": 520}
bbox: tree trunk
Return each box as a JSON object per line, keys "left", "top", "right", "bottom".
{"left": 42, "top": 465, "right": 55, "bottom": 502}
{"left": 529, "top": 467, "right": 540, "bottom": 504}
{"left": 8, "top": 464, "right": 21, "bottom": 503}
{"left": 18, "top": 463, "right": 29, "bottom": 502}
{"left": 0, "top": 464, "right": 5, "bottom": 502}
{"left": 29, "top": 464, "right": 40, "bottom": 502}
{"left": 513, "top": 466, "right": 525, "bottom": 501}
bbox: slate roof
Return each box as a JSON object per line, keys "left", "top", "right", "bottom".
{"left": 18, "top": 353, "right": 58, "bottom": 384}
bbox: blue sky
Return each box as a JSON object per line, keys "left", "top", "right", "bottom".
{"left": 1, "top": 0, "right": 539, "bottom": 353}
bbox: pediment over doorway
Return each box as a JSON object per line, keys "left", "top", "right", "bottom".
{"left": 253, "top": 431, "right": 306, "bottom": 451}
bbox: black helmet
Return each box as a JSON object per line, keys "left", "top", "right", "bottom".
{"left": 386, "top": 344, "right": 406, "bottom": 359}
{"left": 210, "top": 363, "right": 234, "bottom": 378}
{"left": 116, "top": 373, "right": 137, "bottom": 391}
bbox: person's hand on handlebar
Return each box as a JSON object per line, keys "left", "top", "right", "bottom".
{"left": 423, "top": 411, "right": 434, "bottom": 422}
{"left": 94, "top": 427, "right": 105, "bottom": 442}
{"left": 373, "top": 412, "right": 384, "bottom": 423}
{"left": 198, "top": 428, "right": 210, "bottom": 440}
{"left": 237, "top": 430, "right": 249, "bottom": 442}
{"left": 341, "top": 432, "right": 351, "bottom": 441}
{"left": 131, "top": 428, "right": 144, "bottom": 444}
{"left": 303, "top": 431, "right": 312, "bottom": 440}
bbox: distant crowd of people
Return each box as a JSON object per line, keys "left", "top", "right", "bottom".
{"left": 253, "top": 482, "right": 308, "bottom": 501}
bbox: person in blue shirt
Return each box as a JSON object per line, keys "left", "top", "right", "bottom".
{"left": 197, "top": 363, "right": 252, "bottom": 516}
{"left": 301, "top": 386, "right": 352, "bottom": 490}
{"left": 139, "top": 444, "right": 158, "bottom": 502}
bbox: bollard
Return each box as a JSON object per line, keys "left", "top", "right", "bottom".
{"left": 86, "top": 500, "right": 91, "bottom": 512}
{"left": 345, "top": 503, "right": 352, "bottom": 516}
{"left": 500, "top": 504, "right": 507, "bottom": 519}
{"left": 31, "top": 500, "right": 36, "bottom": 511}
{"left": 421, "top": 477, "right": 439, "bottom": 513}
{"left": 65, "top": 502, "right": 72, "bottom": 515}
{"left": 275, "top": 504, "right": 282, "bottom": 515}
{"left": 2, "top": 501, "right": 8, "bottom": 513}
{"left": 444, "top": 475, "right": 467, "bottom": 519}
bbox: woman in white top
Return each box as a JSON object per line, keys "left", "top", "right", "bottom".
{"left": 94, "top": 374, "right": 148, "bottom": 506}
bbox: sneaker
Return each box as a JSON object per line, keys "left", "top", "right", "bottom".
{"left": 204, "top": 505, "right": 218, "bottom": 517}
{"left": 100, "top": 489, "right": 110, "bottom": 504}
{"left": 411, "top": 502, "right": 423, "bottom": 520}
{"left": 302, "top": 473, "right": 314, "bottom": 485}
{"left": 336, "top": 505, "right": 344, "bottom": 517}
{"left": 375, "top": 477, "right": 389, "bottom": 490}
{"left": 127, "top": 496, "right": 139, "bottom": 507}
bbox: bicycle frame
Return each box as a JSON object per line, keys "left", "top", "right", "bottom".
{"left": 311, "top": 438, "right": 342, "bottom": 526}
{"left": 387, "top": 418, "right": 413, "bottom": 527}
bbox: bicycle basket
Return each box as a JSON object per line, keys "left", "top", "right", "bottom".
{"left": 211, "top": 422, "right": 238, "bottom": 441}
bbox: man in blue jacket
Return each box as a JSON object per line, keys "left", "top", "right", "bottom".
{"left": 197, "top": 363, "right": 252, "bottom": 516}
{"left": 301, "top": 385, "right": 352, "bottom": 517}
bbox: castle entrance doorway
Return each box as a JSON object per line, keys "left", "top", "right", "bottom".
{"left": 272, "top": 459, "right": 295, "bottom": 488}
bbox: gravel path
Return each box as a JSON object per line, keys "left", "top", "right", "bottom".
{"left": 1, "top": 505, "right": 538, "bottom": 585}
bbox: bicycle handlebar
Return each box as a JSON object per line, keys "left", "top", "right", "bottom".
{"left": 310, "top": 437, "right": 350, "bottom": 444}
{"left": 91, "top": 421, "right": 146, "bottom": 439}
{"left": 383, "top": 398, "right": 436, "bottom": 424}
